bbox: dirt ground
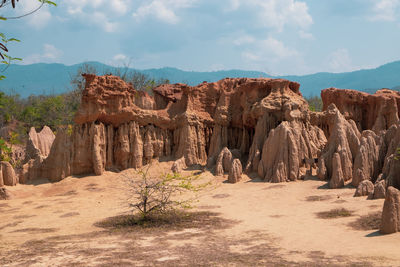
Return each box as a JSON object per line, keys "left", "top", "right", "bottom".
{"left": 1, "top": 160, "right": 400, "bottom": 266}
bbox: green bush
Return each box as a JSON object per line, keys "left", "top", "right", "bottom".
{"left": 306, "top": 96, "right": 323, "bottom": 112}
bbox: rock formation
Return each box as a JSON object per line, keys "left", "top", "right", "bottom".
{"left": 371, "top": 179, "right": 386, "bottom": 199}
{"left": 0, "top": 187, "right": 9, "bottom": 200}
{"left": 354, "top": 180, "right": 374, "bottom": 197}
{"left": 20, "top": 126, "right": 56, "bottom": 184}
{"left": 25, "top": 126, "right": 55, "bottom": 161}
{"left": 258, "top": 120, "right": 326, "bottom": 183}
{"left": 0, "top": 161, "right": 17, "bottom": 186}
{"left": 322, "top": 88, "right": 400, "bottom": 133}
{"left": 171, "top": 157, "right": 187, "bottom": 173}
{"left": 317, "top": 104, "right": 360, "bottom": 188}
{"left": 352, "top": 130, "right": 384, "bottom": 187}
{"left": 380, "top": 186, "right": 400, "bottom": 234}
{"left": 228, "top": 159, "right": 242, "bottom": 183}
{"left": 16, "top": 74, "right": 400, "bottom": 204}
{"left": 215, "top": 147, "right": 233, "bottom": 176}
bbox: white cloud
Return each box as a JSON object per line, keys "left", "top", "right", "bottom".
{"left": 111, "top": 0, "right": 129, "bottom": 15}
{"left": 262, "top": 37, "right": 299, "bottom": 58}
{"left": 371, "top": 0, "right": 400, "bottom": 21}
{"left": 242, "top": 37, "right": 299, "bottom": 62}
{"left": 328, "top": 48, "right": 352, "bottom": 72}
{"left": 90, "top": 12, "right": 118, "bottom": 32}
{"left": 244, "top": 0, "right": 313, "bottom": 32}
{"left": 23, "top": 44, "right": 63, "bottom": 64}
{"left": 19, "top": 0, "right": 52, "bottom": 29}
{"left": 132, "top": 0, "right": 196, "bottom": 24}
{"left": 298, "top": 30, "right": 314, "bottom": 40}
{"left": 113, "top": 54, "right": 128, "bottom": 61}
{"left": 233, "top": 35, "right": 256, "bottom": 46}
{"left": 225, "top": 0, "right": 241, "bottom": 12}
{"left": 62, "top": 0, "right": 130, "bottom": 32}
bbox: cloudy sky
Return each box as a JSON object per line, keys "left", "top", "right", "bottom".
{"left": 1, "top": 0, "right": 400, "bottom": 75}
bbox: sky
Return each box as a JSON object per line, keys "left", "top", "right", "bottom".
{"left": 1, "top": 0, "right": 400, "bottom": 75}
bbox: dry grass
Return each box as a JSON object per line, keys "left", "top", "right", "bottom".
{"left": 212, "top": 193, "right": 231, "bottom": 199}
{"left": 11, "top": 227, "right": 59, "bottom": 233}
{"left": 0, "top": 203, "right": 10, "bottom": 208}
{"left": 316, "top": 208, "right": 353, "bottom": 219}
{"left": 34, "top": 205, "right": 49, "bottom": 209}
{"left": 263, "top": 184, "right": 286, "bottom": 190}
{"left": 57, "top": 190, "right": 78, "bottom": 196}
{"left": 349, "top": 212, "right": 381, "bottom": 231}
{"left": 59, "top": 212, "right": 80, "bottom": 218}
{"left": 95, "top": 210, "right": 235, "bottom": 232}
{"left": 306, "top": 195, "right": 334, "bottom": 202}
{"left": 13, "top": 215, "right": 36, "bottom": 219}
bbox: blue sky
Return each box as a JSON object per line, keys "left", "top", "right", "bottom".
{"left": 1, "top": 0, "right": 400, "bottom": 75}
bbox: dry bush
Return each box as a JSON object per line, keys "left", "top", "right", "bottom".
{"left": 349, "top": 211, "right": 381, "bottom": 230}
{"left": 95, "top": 210, "right": 230, "bottom": 232}
{"left": 125, "top": 166, "right": 210, "bottom": 220}
{"left": 316, "top": 208, "right": 353, "bottom": 219}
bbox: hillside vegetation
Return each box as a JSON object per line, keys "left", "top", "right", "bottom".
{"left": 1, "top": 60, "right": 400, "bottom": 97}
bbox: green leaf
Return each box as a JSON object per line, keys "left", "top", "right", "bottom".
{"left": 40, "top": 0, "right": 57, "bottom": 6}
{"left": 0, "top": 75, "right": 6, "bottom": 81}
{"left": 0, "top": 17, "right": 7, "bottom": 21}
{"left": 7, "top": 38, "right": 21, "bottom": 43}
{"left": 1, "top": 60, "right": 9, "bottom": 64}
{"left": 11, "top": 57, "right": 22, "bottom": 61}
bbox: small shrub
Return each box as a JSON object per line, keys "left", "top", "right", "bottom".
{"left": 349, "top": 212, "right": 381, "bottom": 231}
{"left": 125, "top": 166, "right": 210, "bottom": 220}
{"left": 0, "top": 137, "right": 12, "bottom": 162}
{"left": 395, "top": 147, "right": 400, "bottom": 161}
{"left": 306, "top": 96, "right": 323, "bottom": 112}
{"left": 316, "top": 208, "right": 353, "bottom": 219}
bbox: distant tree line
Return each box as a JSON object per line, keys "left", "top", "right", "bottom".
{"left": 306, "top": 96, "right": 323, "bottom": 112}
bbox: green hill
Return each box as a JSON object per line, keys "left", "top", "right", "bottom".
{"left": 0, "top": 60, "right": 399, "bottom": 97}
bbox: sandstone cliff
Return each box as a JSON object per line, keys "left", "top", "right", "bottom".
{"left": 322, "top": 88, "right": 400, "bottom": 133}
{"left": 16, "top": 75, "right": 400, "bottom": 196}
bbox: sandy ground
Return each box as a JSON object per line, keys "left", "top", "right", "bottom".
{"left": 1, "top": 160, "right": 400, "bottom": 266}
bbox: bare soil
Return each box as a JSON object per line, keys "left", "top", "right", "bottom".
{"left": 1, "top": 161, "right": 399, "bottom": 266}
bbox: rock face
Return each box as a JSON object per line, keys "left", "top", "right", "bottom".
{"left": 352, "top": 130, "right": 384, "bottom": 187}
{"left": 20, "top": 126, "right": 56, "bottom": 184}
{"left": 0, "top": 187, "right": 9, "bottom": 200}
{"left": 322, "top": 88, "right": 400, "bottom": 132}
{"left": 0, "top": 161, "right": 17, "bottom": 186}
{"left": 27, "top": 76, "right": 318, "bottom": 182}
{"left": 228, "top": 159, "right": 242, "bottom": 183}
{"left": 215, "top": 147, "right": 233, "bottom": 176}
{"left": 372, "top": 179, "right": 386, "bottom": 199}
{"left": 354, "top": 180, "right": 374, "bottom": 197}
{"left": 25, "top": 126, "right": 55, "bottom": 161}
{"left": 380, "top": 186, "right": 400, "bottom": 234}
{"left": 258, "top": 120, "right": 326, "bottom": 183}
{"left": 171, "top": 157, "right": 187, "bottom": 173}
{"left": 317, "top": 104, "right": 360, "bottom": 188}
{"left": 19, "top": 74, "right": 400, "bottom": 198}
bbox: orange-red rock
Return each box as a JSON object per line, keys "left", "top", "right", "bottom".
{"left": 21, "top": 75, "right": 400, "bottom": 195}
{"left": 321, "top": 88, "right": 400, "bottom": 132}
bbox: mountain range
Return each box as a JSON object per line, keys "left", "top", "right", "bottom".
{"left": 1, "top": 60, "right": 400, "bottom": 98}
